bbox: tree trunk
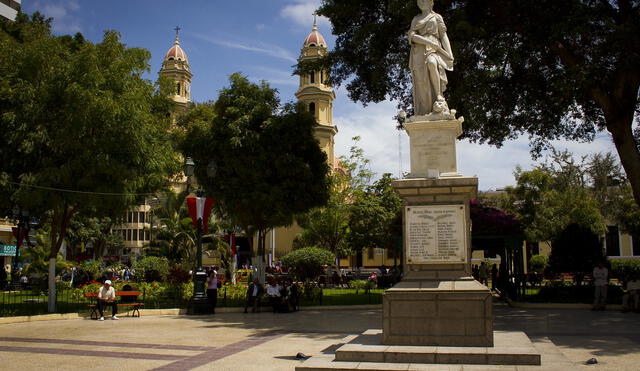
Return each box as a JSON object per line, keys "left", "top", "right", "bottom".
{"left": 256, "top": 229, "right": 266, "bottom": 285}
{"left": 48, "top": 205, "right": 75, "bottom": 313}
{"left": 608, "top": 118, "right": 640, "bottom": 207}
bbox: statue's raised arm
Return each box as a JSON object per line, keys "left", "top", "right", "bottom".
{"left": 409, "top": 0, "right": 454, "bottom": 118}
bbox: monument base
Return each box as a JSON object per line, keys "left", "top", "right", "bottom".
{"left": 295, "top": 330, "right": 541, "bottom": 371}
{"left": 383, "top": 278, "right": 493, "bottom": 347}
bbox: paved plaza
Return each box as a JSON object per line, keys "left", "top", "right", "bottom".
{"left": 0, "top": 305, "right": 638, "bottom": 370}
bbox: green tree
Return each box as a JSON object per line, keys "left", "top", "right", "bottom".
{"left": 348, "top": 174, "right": 403, "bottom": 263}
{"left": 21, "top": 227, "right": 72, "bottom": 286}
{"left": 66, "top": 216, "right": 124, "bottom": 259}
{"left": 282, "top": 247, "right": 335, "bottom": 282}
{"left": 181, "top": 73, "right": 330, "bottom": 281}
{"left": 296, "top": 174, "right": 352, "bottom": 256}
{"left": 312, "top": 0, "right": 640, "bottom": 207}
{"left": 0, "top": 14, "right": 180, "bottom": 311}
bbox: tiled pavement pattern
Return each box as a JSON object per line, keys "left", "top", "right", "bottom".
{"left": 0, "top": 306, "right": 639, "bottom": 370}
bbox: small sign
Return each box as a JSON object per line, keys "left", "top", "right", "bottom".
{"left": 0, "top": 244, "right": 18, "bottom": 256}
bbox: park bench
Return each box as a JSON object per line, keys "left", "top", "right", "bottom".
{"left": 84, "top": 291, "right": 144, "bottom": 320}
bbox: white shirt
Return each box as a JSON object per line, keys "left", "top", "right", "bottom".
{"left": 593, "top": 267, "right": 608, "bottom": 286}
{"left": 627, "top": 280, "right": 640, "bottom": 291}
{"left": 267, "top": 284, "right": 281, "bottom": 297}
{"left": 98, "top": 286, "right": 116, "bottom": 301}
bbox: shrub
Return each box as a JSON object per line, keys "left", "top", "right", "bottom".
{"left": 282, "top": 247, "right": 335, "bottom": 282}
{"left": 529, "top": 255, "right": 548, "bottom": 273}
{"left": 610, "top": 260, "right": 640, "bottom": 279}
{"left": 167, "top": 266, "right": 191, "bottom": 284}
{"left": 350, "top": 279, "right": 374, "bottom": 294}
{"left": 132, "top": 256, "right": 170, "bottom": 282}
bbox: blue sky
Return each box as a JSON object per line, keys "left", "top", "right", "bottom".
{"left": 24, "top": 0, "right": 619, "bottom": 191}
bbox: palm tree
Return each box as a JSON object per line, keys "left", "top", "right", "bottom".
{"left": 147, "top": 190, "right": 219, "bottom": 270}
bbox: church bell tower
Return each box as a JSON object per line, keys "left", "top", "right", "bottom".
{"left": 295, "top": 20, "right": 338, "bottom": 166}
{"left": 159, "top": 27, "right": 192, "bottom": 111}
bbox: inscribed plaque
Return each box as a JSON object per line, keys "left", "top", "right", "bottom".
{"left": 406, "top": 205, "right": 466, "bottom": 264}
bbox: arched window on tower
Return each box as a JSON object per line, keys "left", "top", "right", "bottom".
{"left": 309, "top": 102, "right": 316, "bottom": 117}
{"left": 310, "top": 72, "right": 315, "bottom": 84}
{"left": 176, "top": 82, "right": 181, "bottom": 95}
{"left": 320, "top": 71, "right": 324, "bottom": 84}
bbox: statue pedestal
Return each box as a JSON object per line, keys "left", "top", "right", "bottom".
{"left": 404, "top": 117, "right": 463, "bottom": 178}
{"left": 386, "top": 177, "right": 493, "bottom": 347}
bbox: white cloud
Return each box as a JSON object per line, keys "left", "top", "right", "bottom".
{"left": 281, "top": 0, "right": 331, "bottom": 29}
{"left": 333, "top": 99, "right": 619, "bottom": 191}
{"left": 248, "top": 66, "right": 298, "bottom": 87}
{"left": 33, "top": 0, "right": 82, "bottom": 34}
{"left": 189, "top": 32, "right": 297, "bottom": 63}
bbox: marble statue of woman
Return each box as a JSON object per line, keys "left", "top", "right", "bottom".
{"left": 409, "top": 0, "right": 454, "bottom": 117}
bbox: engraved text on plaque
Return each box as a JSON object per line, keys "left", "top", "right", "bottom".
{"left": 406, "top": 204, "right": 467, "bottom": 264}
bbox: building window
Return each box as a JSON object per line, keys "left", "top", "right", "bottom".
{"left": 309, "top": 102, "right": 315, "bottom": 116}
{"left": 127, "top": 212, "right": 132, "bottom": 223}
{"left": 133, "top": 212, "right": 138, "bottom": 223}
{"left": 633, "top": 234, "right": 640, "bottom": 256}
{"left": 176, "top": 82, "right": 181, "bottom": 95}
{"left": 309, "top": 72, "right": 315, "bottom": 84}
{"left": 133, "top": 230, "right": 138, "bottom": 241}
{"left": 139, "top": 212, "right": 145, "bottom": 223}
{"left": 320, "top": 70, "right": 324, "bottom": 84}
{"left": 122, "top": 230, "right": 126, "bottom": 240}
{"left": 127, "top": 229, "right": 132, "bottom": 241}
{"left": 605, "top": 226, "right": 620, "bottom": 256}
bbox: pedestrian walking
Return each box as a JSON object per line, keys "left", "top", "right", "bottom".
{"left": 206, "top": 267, "right": 219, "bottom": 314}
{"left": 592, "top": 262, "right": 608, "bottom": 311}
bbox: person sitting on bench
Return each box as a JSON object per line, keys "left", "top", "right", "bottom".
{"left": 97, "top": 280, "right": 118, "bottom": 321}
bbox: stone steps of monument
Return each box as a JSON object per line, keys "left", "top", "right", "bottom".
{"left": 296, "top": 330, "right": 541, "bottom": 371}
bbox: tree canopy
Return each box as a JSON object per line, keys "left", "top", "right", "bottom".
{"left": 499, "top": 149, "right": 627, "bottom": 243}
{"left": 181, "top": 73, "right": 331, "bottom": 260}
{"left": 313, "top": 0, "right": 640, "bottom": 206}
{"left": 0, "top": 13, "right": 180, "bottom": 310}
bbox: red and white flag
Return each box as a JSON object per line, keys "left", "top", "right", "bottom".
{"left": 186, "top": 197, "right": 215, "bottom": 233}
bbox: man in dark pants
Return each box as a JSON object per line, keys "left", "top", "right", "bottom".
{"left": 97, "top": 280, "right": 118, "bottom": 321}
{"left": 244, "top": 277, "right": 264, "bottom": 313}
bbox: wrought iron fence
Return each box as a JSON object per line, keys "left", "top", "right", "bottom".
{"left": 1, "top": 284, "right": 385, "bottom": 317}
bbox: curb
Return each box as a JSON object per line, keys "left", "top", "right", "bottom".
{"left": 0, "top": 304, "right": 383, "bottom": 324}
{"left": 510, "top": 302, "right": 624, "bottom": 310}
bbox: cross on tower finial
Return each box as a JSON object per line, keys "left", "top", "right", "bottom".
{"left": 174, "top": 26, "right": 181, "bottom": 36}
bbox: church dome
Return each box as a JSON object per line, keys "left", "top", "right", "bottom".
{"left": 165, "top": 35, "right": 188, "bottom": 62}
{"left": 303, "top": 21, "right": 326, "bottom": 48}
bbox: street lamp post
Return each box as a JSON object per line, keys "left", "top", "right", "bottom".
{"left": 184, "top": 158, "right": 216, "bottom": 314}
{"left": 190, "top": 190, "right": 209, "bottom": 314}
